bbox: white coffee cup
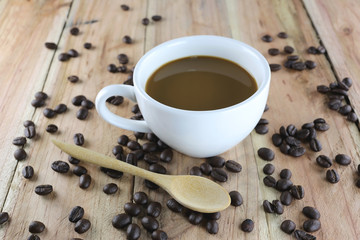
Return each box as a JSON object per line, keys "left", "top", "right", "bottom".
{"left": 95, "top": 35, "right": 270, "bottom": 158}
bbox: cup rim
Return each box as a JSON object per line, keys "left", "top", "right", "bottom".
{"left": 134, "top": 35, "right": 271, "bottom": 114}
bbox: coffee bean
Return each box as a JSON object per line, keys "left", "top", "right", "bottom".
{"left": 73, "top": 133, "right": 84, "bottom": 146}
{"left": 286, "top": 124, "right": 297, "bottom": 136}
{"left": 106, "top": 96, "right": 124, "bottom": 106}
{"left": 144, "top": 153, "right": 159, "bottom": 164}
{"left": 255, "top": 124, "right": 268, "bottom": 134}
{"left": 289, "top": 185, "right": 304, "bottom": 199}
{"left": 338, "top": 104, "right": 352, "bottom": 115}
{"left": 76, "top": 107, "right": 88, "bottom": 120}
{"left": 272, "top": 200, "right": 284, "bottom": 214}
{"left": 121, "top": 4, "right": 130, "bottom": 10}
{"left": 229, "top": 191, "right": 243, "bottom": 206}
{"left": 288, "top": 55, "right": 299, "bottom": 61}
{"left": 118, "top": 135, "right": 129, "bottom": 146}
{"left": 279, "top": 142, "right": 290, "bottom": 154}
{"left": 317, "top": 45, "right": 326, "bottom": 54}
{"left": 58, "top": 53, "right": 70, "bottom": 61}
{"left": 264, "top": 104, "right": 269, "bottom": 112}
{"left": 277, "top": 32, "right": 288, "bottom": 38}
{"left": 112, "top": 213, "right": 132, "bottom": 229}
{"left": 34, "top": 91, "right": 48, "bottom": 100}
{"left": 317, "top": 85, "right": 330, "bottom": 93}
{"left": 117, "top": 65, "right": 127, "bottom": 73}
{"left": 152, "top": 15, "right": 162, "bottom": 21}
{"left": 23, "top": 120, "right": 34, "bottom": 128}
{"left": 307, "top": 46, "right": 318, "bottom": 54}
{"left": 328, "top": 99, "right": 342, "bottom": 111}
{"left": 81, "top": 99, "right": 94, "bottom": 109}
{"left": 131, "top": 149, "right": 144, "bottom": 161}
{"left": 210, "top": 168, "right": 228, "bottom": 182}
{"left": 147, "top": 202, "right": 162, "bottom": 218}
{"left": 68, "top": 156, "right": 80, "bottom": 165}
{"left": 142, "top": 142, "right": 157, "bottom": 153}
{"left": 188, "top": 211, "right": 203, "bottom": 225}
{"left": 166, "top": 198, "right": 183, "bottom": 213}
{"left": 126, "top": 153, "right": 137, "bottom": 166}
{"left": 280, "top": 220, "right": 296, "bottom": 234}
{"left": 45, "top": 42, "right": 57, "bottom": 50}
{"left": 43, "top": 108, "right": 55, "bottom": 118}
{"left": 52, "top": 104, "right": 66, "bottom": 114}
{"left": 21, "top": 165, "right": 34, "bottom": 179}
{"left": 84, "top": 42, "right": 92, "bottom": 49}
{"left": 72, "top": 95, "right": 87, "bottom": 106}
{"left": 124, "top": 202, "right": 142, "bottom": 217}
{"left": 189, "top": 166, "right": 202, "bottom": 176}
{"left": 67, "top": 49, "right": 79, "bottom": 58}
{"left": 305, "top": 60, "right": 317, "bottom": 69}
{"left": 257, "top": 147, "right": 275, "bottom": 161}
{"left": 335, "top": 154, "right": 351, "bottom": 165}
{"left": 204, "top": 212, "right": 221, "bottom": 220}
{"left": 127, "top": 140, "right": 141, "bottom": 151}
{"left": 302, "top": 206, "right": 320, "bottom": 220}
{"left": 141, "top": 216, "right": 159, "bottom": 232}
{"left": 29, "top": 221, "right": 45, "bottom": 233}
{"left": 101, "top": 167, "right": 123, "bottom": 179}
{"left": 294, "top": 230, "right": 316, "bottom": 240}
{"left": 73, "top": 166, "right": 87, "bottom": 176}
{"left": 293, "top": 61, "right": 306, "bottom": 71}
{"left": 280, "top": 191, "right": 293, "bottom": 206}
{"left": 316, "top": 155, "right": 332, "bottom": 168}
{"left": 199, "top": 162, "right": 212, "bottom": 175}
{"left": 13, "top": 136, "right": 26, "bottom": 146}
{"left": 308, "top": 128, "right": 317, "bottom": 140}
{"left": 123, "top": 35, "right": 132, "bottom": 44}
{"left": 151, "top": 230, "right": 168, "bottom": 240}
{"left": 142, "top": 18, "right": 150, "bottom": 26}
{"left": 342, "top": 77, "right": 352, "bottom": 88}
{"left": 268, "top": 48, "right": 280, "bottom": 56}
{"left": 280, "top": 169, "right": 292, "bottom": 179}
{"left": 263, "top": 163, "right": 275, "bottom": 175}
{"left": 75, "top": 219, "right": 91, "bottom": 234}
{"left": 263, "top": 175, "right": 276, "bottom": 187}
{"left": 285, "top": 136, "right": 300, "bottom": 147}
{"left": 269, "top": 63, "right": 281, "bottom": 72}
{"left": 284, "top": 46, "right": 294, "bottom": 54}
{"left": 288, "top": 146, "right": 306, "bottom": 157}
{"left": 261, "top": 34, "right": 273, "bottom": 42}
{"left": 133, "top": 192, "right": 148, "bottom": 205}
{"left": 326, "top": 169, "right": 340, "bottom": 183}
{"left": 46, "top": 124, "right": 58, "bottom": 133}
{"left": 24, "top": 125, "right": 36, "bottom": 139}
{"left": 117, "top": 53, "right": 129, "bottom": 64}
{"left": 207, "top": 156, "right": 225, "bottom": 168}
{"left": 276, "top": 179, "right": 293, "bottom": 191}
{"left": 314, "top": 122, "right": 330, "bottom": 131}
{"left": 126, "top": 223, "right": 141, "bottom": 240}
{"left": 107, "top": 64, "right": 118, "bottom": 73}
{"left": 347, "top": 112, "right": 358, "bottom": 122}
{"left": 0, "top": 212, "right": 9, "bottom": 225}
{"left": 271, "top": 134, "right": 283, "bottom": 147}
{"left": 309, "top": 138, "right": 322, "bottom": 152}
{"left": 303, "top": 219, "right": 321, "bottom": 232}
{"left": 51, "top": 160, "right": 69, "bottom": 173}
{"left": 280, "top": 126, "right": 288, "bottom": 136}
{"left": 159, "top": 149, "right": 172, "bottom": 163}
{"left": 111, "top": 145, "right": 123, "bottom": 156}
{"left": 103, "top": 183, "right": 118, "bottom": 195}
{"left": 70, "top": 27, "right": 79, "bottom": 36}
{"left": 14, "top": 148, "right": 27, "bottom": 161}
{"left": 27, "top": 234, "right": 40, "bottom": 240}
{"left": 149, "top": 163, "right": 166, "bottom": 174}
{"left": 69, "top": 206, "right": 84, "bottom": 223}
{"left": 331, "top": 88, "right": 348, "bottom": 96}
{"left": 225, "top": 160, "right": 242, "bottom": 173}
{"left": 240, "top": 219, "right": 254, "bottom": 232}
{"left": 79, "top": 174, "right": 91, "bottom": 189}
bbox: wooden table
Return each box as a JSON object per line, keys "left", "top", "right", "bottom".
{"left": 0, "top": 0, "right": 359, "bottom": 239}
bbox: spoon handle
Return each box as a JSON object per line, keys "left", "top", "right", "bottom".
{"left": 52, "top": 140, "right": 170, "bottom": 185}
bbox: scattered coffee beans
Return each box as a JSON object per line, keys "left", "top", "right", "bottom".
{"left": 284, "top": 46, "right": 294, "bottom": 54}
{"left": 29, "top": 221, "right": 45, "bottom": 233}
{"left": 199, "top": 162, "right": 212, "bottom": 175}
{"left": 268, "top": 48, "right": 280, "bottom": 56}
{"left": 160, "top": 149, "right": 173, "bottom": 163}
{"left": 190, "top": 166, "right": 202, "bottom": 176}
{"left": 207, "top": 156, "right": 225, "bottom": 168}
{"left": 263, "top": 175, "right": 276, "bottom": 187}
{"left": 24, "top": 125, "right": 36, "bottom": 139}
{"left": 240, "top": 219, "right": 254, "bottom": 232}
{"left": 269, "top": 64, "right": 281, "bottom": 72}
{"left": 142, "top": 18, "right": 150, "bottom": 26}
{"left": 188, "top": 211, "right": 203, "bottom": 225}
{"left": 276, "top": 179, "right": 293, "bottom": 191}
{"left": 294, "top": 230, "right": 316, "bottom": 240}
{"left": 69, "top": 206, "right": 84, "bottom": 223}
{"left": 316, "top": 155, "right": 332, "bottom": 168}
{"left": 289, "top": 185, "right": 304, "bottom": 199}
{"left": 280, "top": 169, "right": 292, "bottom": 179}
{"left": 54, "top": 103, "right": 67, "bottom": 113}
{"left": 280, "top": 191, "right": 293, "bottom": 206}
{"left": 58, "top": 53, "right": 70, "bottom": 61}
{"left": 22, "top": 165, "right": 34, "bottom": 179}
{"left": 74, "top": 219, "right": 91, "bottom": 234}
{"left": 277, "top": 32, "right": 288, "bottom": 38}
{"left": 68, "top": 156, "right": 80, "bottom": 165}
{"left": 68, "top": 75, "right": 79, "bottom": 83}
{"left": 67, "top": 49, "right": 78, "bottom": 58}
{"left": 27, "top": 234, "right": 40, "bottom": 240}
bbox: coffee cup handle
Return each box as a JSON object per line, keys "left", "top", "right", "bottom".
{"left": 95, "top": 84, "right": 152, "bottom": 133}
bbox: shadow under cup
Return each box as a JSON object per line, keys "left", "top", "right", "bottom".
{"left": 133, "top": 35, "right": 271, "bottom": 158}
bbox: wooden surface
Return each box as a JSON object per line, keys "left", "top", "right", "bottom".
{"left": 0, "top": 0, "right": 359, "bottom": 239}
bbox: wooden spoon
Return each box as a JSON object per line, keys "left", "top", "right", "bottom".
{"left": 52, "top": 140, "right": 230, "bottom": 213}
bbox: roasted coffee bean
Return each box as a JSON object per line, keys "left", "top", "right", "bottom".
{"left": 51, "top": 160, "right": 70, "bottom": 173}
{"left": 142, "top": 18, "right": 150, "bottom": 26}
{"left": 0, "top": 212, "right": 9, "bottom": 225}
{"left": 288, "top": 146, "right": 306, "bottom": 157}
{"left": 279, "top": 142, "right": 290, "bottom": 154}
{"left": 120, "top": 4, "right": 130, "bottom": 10}
{"left": 326, "top": 169, "right": 340, "bottom": 183}
{"left": 14, "top": 148, "right": 27, "bottom": 161}
{"left": 73, "top": 166, "right": 87, "bottom": 176}
{"left": 58, "top": 53, "right": 70, "bottom": 61}
{"left": 83, "top": 42, "right": 92, "bottom": 49}
{"left": 272, "top": 200, "right": 284, "bottom": 214}
{"left": 255, "top": 124, "right": 268, "bottom": 134}
{"left": 305, "top": 60, "right": 317, "bottom": 69}
{"left": 107, "top": 64, "right": 118, "bottom": 73}
{"left": 149, "top": 164, "right": 166, "bottom": 174}
{"left": 159, "top": 149, "right": 173, "bottom": 163}
{"left": 69, "top": 206, "right": 84, "bottom": 223}
{"left": 203, "top": 220, "right": 218, "bottom": 234}
{"left": 303, "top": 219, "right": 321, "bottom": 233}
{"left": 122, "top": 35, "right": 132, "bottom": 44}
{"left": 263, "top": 175, "right": 276, "bottom": 187}
{"left": 117, "top": 65, "right": 127, "bottom": 73}
{"left": 69, "top": 27, "right": 79, "bottom": 36}
{"left": 68, "top": 156, "right": 80, "bottom": 165}
{"left": 46, "top": 124, "right": 58, "bottom": 133}
{"left": 182, "top": 208, "right": 192, "bottom": 217}
{"left": 34, "top": 91, "right": 48, "bottom": 100}
{"left": 225, "top": 160, "right": 242, "bottom": 173}
{"left": 257, "top": 118, "right": 269, "bottom": 125}
{"left": 29, "top": 221, "right": 45, "bottom": 233}
{"left": 302, "top": 206, "right": 320, "bottom": 220}
{"left": 142, "top": 142, "right": 157, "bottom": 152}
{"left": 146, "top": 133, "right": 158, "bottom": 142}
{"left": 112, "top": 213, "right": 132, "bottom": 229}
{"left": 76, "top": 107, "right": 88, "bottom": 120}
{"left": 199, "top": 162, "right": 212, "bottom": 175}
{"left": 328, "top": 99, "right": 342, "bottom": 111}
{"left": 317, "top": 45, "right": 326, "bottom": 54}
{"left": 276, "top": 179, "right": 293, "bottom": 191}
{"left": 289, "top": 185, "right": 304, "bottom": 199}
{"left": 263, "top": 163, "right": 275, "bottom": 175}
{"left": 167, "top": 198, "right": 183, "bottom": 213}
{"left": 73, "top": 133, "right": 84, "bottom": 146}
{"left": 229, "top": 191, "right": 243, "bottom": 206}
{"left": 285, "top": 136, "right": 300, "bottom": 147}
{"left": 81, "top": 99, "right": 94, "bottom": 109}
{"left": 313, "top": 118, "right": 326, "bottom": 124}
{"left": 45, "top": 42, "right": 57, "bottom": 50}
{"left": 75, "top": 219, "right": 91, "bottom": 234}
{"left": 118, "top": 135, "right": 129, "bottom": 146}
{"left": 317, "top": 85, "right": 330, "bottom": 93}
{"left": 126, "top": 223, "right": 141, "bottom": 240}
{"left": 147, "top": 202, "right": 162, "bottom": 218}
{"left": 211, "top": 168, "right": 228, "bottom": 182}
{"left": 257, "top": 147, "right": 275, "bottom": 161}
{"left": 27, "top": 234, "right": 40, "bottom": 240}
{"left": 268, "top": 48, "right": 280, "bottom": 56}
{"left": 277, "top": 31, "right": 288, "bottom": 38}
{"left": 342, "top": 77, "right": 353, "bottom": 88}
{"left": 272, "top": 133, "right": 283, "bottom": 147}
{"left": 280, "top": 191, "right": 293, "bottom": 206}
{"left": 157, "top": 139, "right": 169, "bottom": 150}
{"left": 328, "top": 93, "right": 344, "bottom": 100}
{"left": 101, "top": 167, "right": 123, "bottom": 179}
{"left": 338, "top": 104, "right": 352, "bottom": 115}
{"left": 294, "top": 230, "right": 316, "bottom": 240}
{"left": 279, "top": 126, "right": 288, "bottom": 135}
{"left": 280, "top": 220, "right": 296, "bottom": 234}
{"left": 22, "top": 165, "right": 34, "bottom": 179}
{"left": 72, "top": 95, "right": 87, "bottom": 106}
{"left": 347, "top": 112, "right": 358, "bottom": 122}
{"left": 13, "top": 136, "right": 26, "bottom": 146}
{"left": 151, "top": 230, "right": 168, "bottom": 240}
{"left": 287, "top": 55, "right": 299, "bottom": 61}
{"left": 127, "top": 140, "right": 141, "bottom": 151}
{"left": 309, "top": 138, "right": 322, "bottom": 152}
{"left": 134, "top": 132, "right": 145, "bottom": 141}
{"left": 308, "top": 128, "right": 317, "bottom": 140}
{"left": 189, "top": 166, "right": 202, "bottom": 176}
{"left": 286, "top": 124, "right": 297, "bottom": 136}
{"left": 335, "top": 154, "right": 351, "bottom": 165}
{"left": 292, "top": 61, "right": 306, "bottom": 71}
{"left": 134, "top": 192, "right": 148, "bottom": 205}
{"left": 53, "top": 104, "right": 67, "bottom": 114}
{"left": 188, "top": 211, "right": 203, "bottom": 225}
{"left": 284, "top": 45, "right": 294, "bottom": 54}
{"left": 67, "top": 49, "right": 79, "bottom": 58}
{"left": 280, "top": 169, "right": 292, "bottom": 179}
{"left": 112, "top": 145, "right": 123, "bottom": 156}
{"left": 270, "top": 63, "right": 281, "bottom": 72}
{"left": 131, "top": 149, "right": 144, "bottom": 161}
{"left": 264, "top": 104, "right": 269, "bottom": 112}
{"left": 79, "top": 174, "right": 91, "bottom": 189}
{"left": 152, "top": 15, "right": 162, "bottom": 21}
{"left": 261, "top": 34, "right": 273, "bottom": 42}
{"left": 103, "top": 183, "right": 118, "bottom": 195}
{"left": 43, "top": 108, "right": 55, "bottom": 118}
{"left": 307, "top": 46, "right": 318, "bottom": 54}
{"left": 24, "top": 125, "right": 36, "bottom": 139}
{"left": 144, "top": 153, "right": 159, "bottom": 164}
{"left": 124, "top": 202, "right": 142, "bottom": 217}
{"left": 126, "top": 153, "right": 137, "bottom": 166}
{"left": 130, "top": 104, "right": 140, "bottom": 114}
{"left": 316, "top": 155, "right": 332, "bottom": 168}
{"left": 204, "top": 212, "right": 221, "bottom": 220}
{"left": 23, "top": 120, "right": 35, "bottom": 127}
{"left": 117, "top": 53, "right": 129, "bottom": 64}
{"left": 141, "top": 216, "right": 159, "bottom": 232}
{"left": 331, "top": 88, "right": 348, "bottom": 96}
{"left": 240, "top": 219, "right": 254, "bottom": 232}
{"left": 284, "top": 60, "right": 295, "bottom": 69}
{"left": 207, "top": 156, "right": 225, "bottom": 168}
{"left": 315, "top": 122, "right": 330, "bottom": 131}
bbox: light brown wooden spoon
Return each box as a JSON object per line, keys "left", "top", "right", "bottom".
{"left": 52, "top": 140, "right": 230, "bottom": 213}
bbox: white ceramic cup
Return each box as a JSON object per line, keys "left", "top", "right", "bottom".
{"left": 95, "top": 35, "right": 271, "bottom": 158}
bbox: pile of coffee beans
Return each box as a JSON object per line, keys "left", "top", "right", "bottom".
{"left": 315, "top": 153, "right": 351, "bottom": 184}
{"left": 71, "top": 95, "right": 94, "bottom": 120}
{"left": 68, "top": 206, "right": 91, "bottom": 234}
{"left": 31, "top": 91, "right": 48, "bottom": 108}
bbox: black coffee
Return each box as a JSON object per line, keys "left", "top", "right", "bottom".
{"left": 145, "top": 56, "right": 258, "bottom": 111}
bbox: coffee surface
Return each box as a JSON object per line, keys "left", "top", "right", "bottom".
{"left": 145, "top": 56, "right": 257, "bottom": 110}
